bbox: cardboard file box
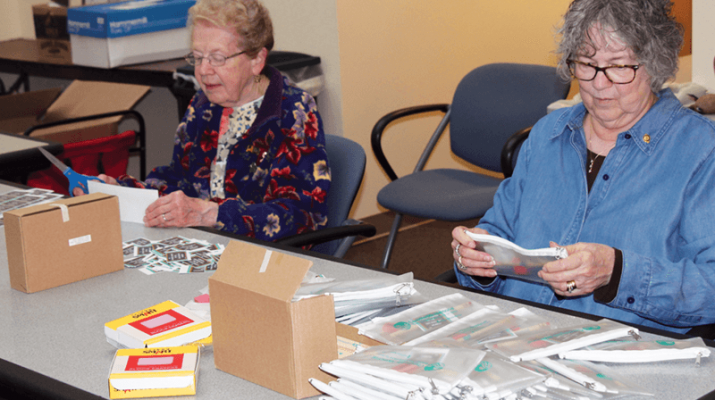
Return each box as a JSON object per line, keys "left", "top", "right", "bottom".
{"left": 209, "top": 241, "right": 338, "bottom": 399}
{"left": 67, "top": 0, "right": 195, "bottom": 68}
{"left": 33, "top": 3, "right": 72, "bottom": 62}
{"left": 4, "top": 193, "right": 123, "bottom": 293}
{"left": 0, "top": 80, "right": 149, "bottom": 144}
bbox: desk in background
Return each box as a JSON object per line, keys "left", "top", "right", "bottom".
{"left": 0, "top": 132, "right": 62, "bottom": 182}
{"left": 0, "top": 183, "right": 713, "bottom": 399}
{"left": 0, "top": 39, "right": 321, "bottom": 119}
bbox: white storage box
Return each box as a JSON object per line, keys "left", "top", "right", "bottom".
{"left": 67, "top": 0, "right": 195, "bottom": 68}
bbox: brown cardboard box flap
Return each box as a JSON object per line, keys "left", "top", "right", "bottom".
{"left": 0, "top": 88, "right": 62, "bottom": 121}
{"left": 211, "top": 241, "right": 313, "bottom": 302}
{"left": 36, "top": 80, "right": 149, "bottom": 137}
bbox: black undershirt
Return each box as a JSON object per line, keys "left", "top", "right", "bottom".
{"left": 586, "top": 149, "right": 623, "bottom": 304}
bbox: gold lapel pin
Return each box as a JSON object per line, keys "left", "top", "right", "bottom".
{"left": 643, "top": 134, "right": 651, "bottom": 144}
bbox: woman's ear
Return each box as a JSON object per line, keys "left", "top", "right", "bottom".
{"left": 251, "top": 47, "right": 268, "bottom": 75}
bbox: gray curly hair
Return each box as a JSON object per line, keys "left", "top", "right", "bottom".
{"left": 556, "top": 0, "right": 683, "bottom": 93}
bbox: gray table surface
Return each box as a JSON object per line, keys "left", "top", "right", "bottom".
{"left": 1, "top": 184, "right": 714, "bottom": 399}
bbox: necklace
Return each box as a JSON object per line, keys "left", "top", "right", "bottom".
{"left": 586, "top": 115, "right": 615, "bottom": 174}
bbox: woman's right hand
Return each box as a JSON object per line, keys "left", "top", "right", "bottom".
{"left": 72, "top": 174, "right": 118, "bottom": 196}
{"left": 451, "top": 226, "right": 497, "bottom": 278}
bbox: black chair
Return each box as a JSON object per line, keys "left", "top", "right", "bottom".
{"left": 278, "top": 134, "right": 376, "bottom": 258}
{"left": 372, "top": 63, "right": 571, "bottom": 269}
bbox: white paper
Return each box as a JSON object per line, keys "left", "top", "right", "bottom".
{"left": 88, "top": 181, "right": 158, "bottom": 224}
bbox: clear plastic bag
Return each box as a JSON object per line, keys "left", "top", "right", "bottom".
{"left": 325, "top": 345, "right": 485, "bottom": 394}
{"left": 559, "top": 337, "right": 711, "bottom": 365}
{"left": 535, "top": 357, "right": 653, "bottom": 397}
{"left": 358, "top": 293, "right": 487, "bottom": 345}
{"left": 486, "top": 319, "right": 639, "bottom": 362}
{"left": 414, "top": 307, "right": 552, "bottom": 348}
{"left": 458, "top": 352, "right": 547, "bottom": 398}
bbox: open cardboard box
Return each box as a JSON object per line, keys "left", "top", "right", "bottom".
{"left": 0, "top": 80, "right": 149, "bottom": 144}
{"left": 4, "top": 192, "right": 123, "bottom": 293}
{"left": 210, "top": 241, "right": 372, "bottom": 399}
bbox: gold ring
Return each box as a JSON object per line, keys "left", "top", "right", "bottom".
{"left": 455, "top": 243, "right": 462, "bottom": 257}
{"left": 566, "top": 280, "right": 577, "bottom": 293}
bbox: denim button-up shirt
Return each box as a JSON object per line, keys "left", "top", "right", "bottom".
{"left": 457, "top": 89, "right": 715, "bottom": 334}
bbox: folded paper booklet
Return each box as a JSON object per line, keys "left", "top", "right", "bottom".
{"left": 105, "top": 300, "right": 211, "bottom": 349}
{"left": 108, "top": 345, "right": 199, "bottom": 399}
{"left": 465, "top": 232, "right": 568, "bottom": 283}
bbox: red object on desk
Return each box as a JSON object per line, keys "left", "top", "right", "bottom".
{"left": 194, "top": 294, "right": 210, "bottom": 303}
{"left": 26, "top": 130, "right": 136, "bottom": 196}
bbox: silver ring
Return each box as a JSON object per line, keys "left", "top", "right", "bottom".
{"left": 455, "top": 243, "right": 462, "bottom": 257}
{"left": 458, "top": 256, "right": 465, "bottom": 270}
{"left": 162, "top": 214, "right": 167, "bottom": 222}
{"left": 566, "top": 280, "right": 577, "bottom": 293}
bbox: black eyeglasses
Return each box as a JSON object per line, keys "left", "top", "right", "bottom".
{"left": 568, "top": 60, "right": 640, "bottom": 84}
{"left": 184, "top": 51, "right": 246, "bottom": 67}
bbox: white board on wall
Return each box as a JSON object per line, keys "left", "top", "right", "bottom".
{"left": 693, "top": 0, "right": 715, "bottom": 92}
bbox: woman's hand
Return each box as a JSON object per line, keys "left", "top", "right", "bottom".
{"left": 144, "top": 191, "right": 219, "bottom": 228}
{"left": 72, "top": 174, "right": 117, "bottom": 196}
{"left": 451, "top": 226, "right": 497, "bottom": 278}
{"left": 538, "top": 242, "right": 615, "bottom": 296}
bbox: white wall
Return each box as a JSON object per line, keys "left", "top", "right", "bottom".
{"left": 692, "top": 0, "right": 715, "bottom": 92}
{"left": 261, "top": 0, "right": 343, "bottom": 139}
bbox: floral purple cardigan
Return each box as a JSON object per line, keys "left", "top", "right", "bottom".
{"left": 117, "top": 66, "right": 331, "bottom": 241}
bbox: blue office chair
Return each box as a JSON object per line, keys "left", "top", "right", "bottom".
{"left": 278, "top": 134, "right": 376, "bottom": 258}
{"left": 372, "top": 63, "right": 571, "bottom": 269}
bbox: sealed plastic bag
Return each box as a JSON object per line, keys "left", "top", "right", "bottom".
{"left": 324, "top": 345, "right": 485, "bottom": 395}
{"left": 458, "top": 352, "right": 548, "bottom": 398}
{"left": 358, "top": 293, "right": 486, "bottom": 345}
{"left": 536, "top": 357, "right": 653, "bottom": 397}
{"left": 410, "top": 307, "right": 552, "bottom": 347}
{"left": 559, "top": 337, "right": 711, "bottom": 365}
{"left": 486, "top": 319, "right": 639, "bottom": 362}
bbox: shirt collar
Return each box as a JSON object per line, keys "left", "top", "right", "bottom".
{"left": 557, "top": 88, "right": 681, "bottom": 155}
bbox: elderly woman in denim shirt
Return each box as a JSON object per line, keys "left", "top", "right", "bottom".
{"left": 451, "top": 0, "right": 715, "bottom": 337}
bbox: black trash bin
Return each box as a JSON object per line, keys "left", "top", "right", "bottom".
{"left": 170, "top": 51, "right": 322, "bottom": 118}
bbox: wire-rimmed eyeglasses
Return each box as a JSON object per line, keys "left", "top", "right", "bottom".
{"left": 568, "top": 60, "right": 640, "bottom": 84}
{"left": 184, "top": 51, "right": 246, "bottom": 67}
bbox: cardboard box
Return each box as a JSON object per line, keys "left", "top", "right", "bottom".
{"left": 108, "top": 346, "right": 199, "bottom": 399}
{"left": 33, "top": 3, "right": 72, "bottom": 62}
{"left": 209, "top": 241, "right": 339, "bottom": 399}
{"left": 4, "top": 192, "right": 123, "bottom": 293}
{"left": 67, "top": 0, "right": 195, "bottom": 68}
{"left": 104, "top": 300, "right": 212, "bottom": 349}
{"left": 0, "top": 80, "right": 149, "bottom": 144}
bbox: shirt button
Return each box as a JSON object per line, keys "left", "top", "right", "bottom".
{"left": 627, "top": 297, "right": 635, "bottom": 304}
{"left": 625, "top": 134, "right": 631, "bottom": 139}
{"left": 603, "top": 174, "right": 609, "bottom": 181}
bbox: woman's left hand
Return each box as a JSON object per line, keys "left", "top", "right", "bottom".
{"left": 144, "top": 191, "right": 219, "bottom": 228}
{"left": 538, "top": 242, "right": 615, "bottom": 296}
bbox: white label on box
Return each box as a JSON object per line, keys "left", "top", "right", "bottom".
{"left": 69, "top": 235, "right": 92, "bottom": 247}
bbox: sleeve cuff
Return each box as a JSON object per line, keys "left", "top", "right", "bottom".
{"left": 594, "top": 248, "right": 623, "bottom": 303}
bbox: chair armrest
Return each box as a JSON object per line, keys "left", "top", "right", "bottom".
{"left": 276, "top": 222, "right": 376, "bottom": 248}
{"left": 371, "top": 104, "right": 449, "bottom": 181}
{"left": 500, "top": 126, "right": 531, "bottom": 179}
{"left": 24, "top": 110, "right": 147, "bottom": 180}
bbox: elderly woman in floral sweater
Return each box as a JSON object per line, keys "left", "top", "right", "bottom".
{"left": 78, "top": 0, "right": 330, "bottom": 242}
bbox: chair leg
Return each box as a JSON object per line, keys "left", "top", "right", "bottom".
{"left": 380, "top": 213, "right": 403, "bottom": 269}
